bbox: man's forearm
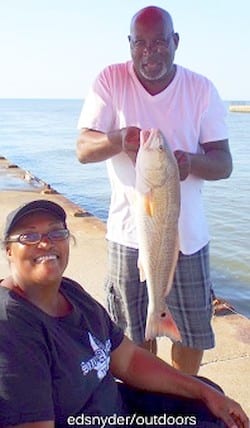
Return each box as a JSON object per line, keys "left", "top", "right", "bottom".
{"left": 189, "top": 139, "right": 233, "bottom": 180}
{"left": 76, "top": 129, "right": 122, "bottom": 163}
{"left": 189, "top": 149, "right": 233, "bottom": 180}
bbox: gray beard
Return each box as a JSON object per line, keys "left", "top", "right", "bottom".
{"left": 139, "top": 65, "right": 168, "bottom": 81}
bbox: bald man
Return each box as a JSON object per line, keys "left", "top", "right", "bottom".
{"left": 76, "top": 6, "right": 232, "bottom": 374}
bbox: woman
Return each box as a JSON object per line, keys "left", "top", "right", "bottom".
{"left": 0, "top": 199, "right": 248, "bottom": 428}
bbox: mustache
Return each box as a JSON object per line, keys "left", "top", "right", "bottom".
{"left": 141, "top": 54, "right": 162, "bottom": 64}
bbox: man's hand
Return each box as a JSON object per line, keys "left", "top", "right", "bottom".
{"left": 174, "top": 140, "right": 232, "bottom": 181}
{"left": 174, "top": 150, "right": 191, "bottom": 181}
{"left": 121, "top": 126, "right": 141, "bottom": 164}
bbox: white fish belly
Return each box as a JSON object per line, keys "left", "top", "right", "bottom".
{"left": 136, "top": 181, "right": 180, "bottom": 314}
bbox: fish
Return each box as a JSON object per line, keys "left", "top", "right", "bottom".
{"left": 135, "top": 128, "right": 181, "bottom": 342}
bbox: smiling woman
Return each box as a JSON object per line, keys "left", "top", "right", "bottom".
{"left": 0, "top": 199, "right": 248, "bottom": 428}
{"left": 1, "top": 199, "right": 71, "bottom": 316}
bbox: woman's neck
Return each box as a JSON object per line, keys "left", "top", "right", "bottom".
{"left": 1, "top": 275, "right": 72, "bottom": 317}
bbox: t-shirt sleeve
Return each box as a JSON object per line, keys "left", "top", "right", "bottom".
{"left": 0, "top": 314, "right": 54, "bottom": 425}
{"left": 99, "top": 304, "right": 124, "bottom": 351}
{"left": 77, "top": 66, "right": 116, "bottom": 132}
{"left": 200, "top": 82, "right": 229, "bottom": 143}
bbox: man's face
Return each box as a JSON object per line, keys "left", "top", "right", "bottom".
{"left": 129, "top": 14, "right": 178, "bottom": 85}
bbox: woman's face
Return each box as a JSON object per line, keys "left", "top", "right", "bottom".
{"left": 6, "top": 211, "right": 70, "bottom": 288}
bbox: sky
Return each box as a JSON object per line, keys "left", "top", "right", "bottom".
{"left": 1, "top": 0, "right": 250, "bottom": 100}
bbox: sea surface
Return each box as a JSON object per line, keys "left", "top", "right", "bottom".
{"left": 0, "top": 98, "right": 249, "bottom": 317}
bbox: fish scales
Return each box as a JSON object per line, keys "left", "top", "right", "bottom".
{"left": 135, "top": 128, "right": 181, "bottom": 342}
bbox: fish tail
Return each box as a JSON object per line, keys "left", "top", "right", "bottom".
{"left": 145, "top": 308, "right": 181, "bottom": 342}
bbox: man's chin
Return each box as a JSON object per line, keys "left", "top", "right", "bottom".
{"left": 139, "top": 67, "right": 167, "bottom": 82}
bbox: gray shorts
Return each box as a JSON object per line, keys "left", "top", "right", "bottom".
{"left": 105, "top": 241, "right": 214, "bottom": 350}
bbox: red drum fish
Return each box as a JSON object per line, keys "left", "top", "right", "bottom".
{"left": 135, "top": 128, "right": 181, "bottom": 342}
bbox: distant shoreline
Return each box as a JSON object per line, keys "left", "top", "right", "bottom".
{"left": 229, "top": 105, "right": 250, "bottom": 113}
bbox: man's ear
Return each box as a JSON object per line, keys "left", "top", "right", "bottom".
{"left": 173, "top": 32, "right": 180, "bottom": 50}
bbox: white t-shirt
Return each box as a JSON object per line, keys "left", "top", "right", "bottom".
{"left": 78, "top": 62, "right": 228, "bottom": 255}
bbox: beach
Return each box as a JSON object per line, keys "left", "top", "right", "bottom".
{"left": 0, "top": 157, "right": 249, "bottom": 416}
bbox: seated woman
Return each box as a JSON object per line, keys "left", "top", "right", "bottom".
{"left": 0, "top": 199, "right": 248, "bottom": 428}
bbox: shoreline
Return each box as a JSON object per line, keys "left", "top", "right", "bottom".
{"left": 0, "top": 156, "right": 249, "bottom": 416}
{"left": 229, "top": 105, "right": 250, "bottom": 112}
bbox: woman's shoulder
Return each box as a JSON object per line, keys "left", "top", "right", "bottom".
{"left": 61, "top": 276, "right": 93, "bottom": 297}
{"left": 61, "top": 276, "right": 111, "bottom": 320}
{"left": 0, "top": 281, "right": 11, "bottom": 320}
{"left": 61, "top": 276, "right": 103, "bottom": 308}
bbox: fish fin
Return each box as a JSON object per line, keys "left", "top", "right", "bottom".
{"left": 145, "top": 307, "right": 181, "bottom": 342}
{"left": 144, "top": 190, "right": 154, "bottom": 216}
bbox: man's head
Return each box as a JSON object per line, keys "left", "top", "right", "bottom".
{"left": 128, "top": 6, "right": 179, "bottom": 93}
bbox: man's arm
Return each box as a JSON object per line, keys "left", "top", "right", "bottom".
{"left": 110, "top": 336, "right": 249, "bottom": 428}
{"left": 76, "top": 127, "right": 141, "bottom": 164}
{"left": 174, "top": 139, "right": 233, "bottom": 181}
{"left": 76, "top": 128, "right": 123, "bottom": 163}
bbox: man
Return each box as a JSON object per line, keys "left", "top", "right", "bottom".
{"left": 76, "top": 6, "right": 232, "bottom": 375}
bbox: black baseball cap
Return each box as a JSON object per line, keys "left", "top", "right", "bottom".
{"left": 3, "top": 199, "right": 67, "bottom": 240}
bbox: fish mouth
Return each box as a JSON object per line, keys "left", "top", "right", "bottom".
{"left": 34, "top": 254, "right": 59, "bottom": 264}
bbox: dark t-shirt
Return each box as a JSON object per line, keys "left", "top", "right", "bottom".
{"left": 0, "top": 277, "right": 124, "bottom": 426}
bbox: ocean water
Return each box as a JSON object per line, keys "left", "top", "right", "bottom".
{"left": 0, "top": 98, "right": 249, "bottom": 317}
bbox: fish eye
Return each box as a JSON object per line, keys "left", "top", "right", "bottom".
{"left": 159, "top": 144, "right": 164, "bottom": 151}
